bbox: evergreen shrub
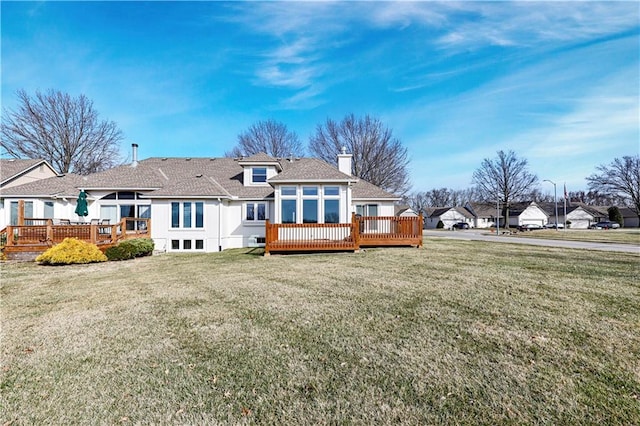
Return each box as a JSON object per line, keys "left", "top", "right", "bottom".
{"left": 36, "top": 238, "right": 107, "bottom": 265}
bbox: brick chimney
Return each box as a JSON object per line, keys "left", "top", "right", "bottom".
{"left": 337, "top": 146, "right": 352, "bottom": 176}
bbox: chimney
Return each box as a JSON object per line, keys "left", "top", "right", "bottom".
{"left": 131, "top": 143, "right": 139, "bottom": 167}
{"left": 337, "top": 146, "right": 352, "bottom": 176}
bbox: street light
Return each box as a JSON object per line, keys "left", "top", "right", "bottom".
{"left": 543, "top": 179, "right": 559, "bottom": 231}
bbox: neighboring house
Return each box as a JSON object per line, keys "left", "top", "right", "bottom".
{"left": 507, "top": 202, "right": 549, "bottom": 228}
{"left": 0, "top": 159, "right": 60, "bottom": 229}
{"left": 619, "top": 207, "right": 640, "bottom": 228}
{"left": 394, "top": 205, "right": 419, "bottom": 217}
{"left": 1, "top": 174, "right": 87, "bottom": 227}
{"left": 465, "top": 202, "right": 501, "bottom": 228}
{"left": 424, "top": 207, "right": 474, "bottom": 229}
{"left": 2, "top": 146, "right": 400, "bottom": 252}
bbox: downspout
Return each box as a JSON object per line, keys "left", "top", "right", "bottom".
{"left": 217, "top": 198, "right": 222, "bottom": 252}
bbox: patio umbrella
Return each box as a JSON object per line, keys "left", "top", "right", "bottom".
{"left": 75, "top": 190, "right": 89, "bottom": 217}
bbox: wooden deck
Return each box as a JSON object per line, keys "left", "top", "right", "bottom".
{"left": 264, "top": 214, "right": 423, "bottom": 255}
{"left": 1, "top": 218, "right": 151, "bottom": 258}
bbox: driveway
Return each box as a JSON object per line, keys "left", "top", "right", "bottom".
{"left": 423, "top": 230, "right": 640, "bottom": 254}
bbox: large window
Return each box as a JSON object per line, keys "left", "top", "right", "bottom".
{"left": 44, "top": 201, "right": 54, "bottom": 219}
{"left": 324, "top": 200, "right": 340, "bottom": 223}
{"left": 171, "top": 202, "right": 204, "bottom": 228}
{"left": 303, "top": 199, "right": 318, "bottom": 223}
{"left": 252, "top": 167, "right": 267, "bottom": 184}
{"left": 281, "top": 200, "right": 296, "bottom": 224}
{"left": 10, "top": 201, "right": 33, "bottom": 225}
{"left": 245, "top": 202, "right": 267, "bottom": 221}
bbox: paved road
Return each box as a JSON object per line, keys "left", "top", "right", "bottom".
{"left": 423, "top": 230, "right": 640, "bottom": 254}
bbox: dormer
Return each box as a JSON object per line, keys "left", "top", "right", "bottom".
{"left": 237, "top": 153, "right": 282, "bottom": 187}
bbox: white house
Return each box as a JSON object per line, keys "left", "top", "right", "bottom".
{"left": 424, "top": 207, "right": 475, "bottom": 229}
{"left": 507, "top": 202, "right": 549, "bottom": 227}
{"left": 1, "top": 146, "right": 400, "bottom": 253}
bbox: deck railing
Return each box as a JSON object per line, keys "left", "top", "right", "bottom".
{"left": 265, "top": 213, "right": 422, "bottom": 254}
{"left": 1, "top": 217, "right": 150, "bottom": 254}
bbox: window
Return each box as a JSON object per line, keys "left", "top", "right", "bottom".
{"left": 281, "top": 199, "right": 296, "bottom": 223}
{"left": 356, "top": 204, "right": 378, "bottom": 216}
{"left": 10, "top": 201, "right": 33, "bottom": 225}
{"left": 44, "top": 201, "right": 54, "bottom": 219}
{"left": 171, "top": 240, "right": 180, "bottom": 250}
{"left": 252, "top": 167, "right": 267, "bottom": 183}
{"left": 303, "top": 199, "right": 318, "bottom": 223}
{"left": 183, "top": 203, "right": 192, "bottom": 228}
{"left": 171, "top": 202, "right": 180, "bottom": 228}
{"left": 120, "top": 205, "right": 135, "bottom": 219}
{"left": 281, "top": 186, "right": 296, "bottom": 196}
{"left": 195, "top": 202, "right": 204, "bottom": 227}
{"left": 245, "top": 202, "right": 267, "bottom": 221}
{"left": 303, "top": 186, "right": 318, "bottom": 196}
{"left": 171, "top": 202, "right": 203, "bottom": 228}
{"left": 195, "top": 240, "right": 204, "bottom": 250}
{"left": 324, "top": 186, "right": 340, "bottom": 196}
{"left": 101, "top": 205, "right": 117, "bottom": 224}
{"left": 324, "top": 199, "right": 340, "bottom": 223}
{"left": 183, "top": 240, "right": 192, "bottom": 250}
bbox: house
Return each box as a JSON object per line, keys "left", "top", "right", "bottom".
{"left": 506, "top": 202, "right": 548, "bottom": 228}
{"left": 465, "top": 202, "right": 501, "bottom": 228}
{"left": 424, "top": 206, "right": 475, "bottom": 229}
{"left": 0, "top": 159, "right": 59, "bottom": 229}
{"left": 1, "top": 145, "right": 403, "bottom": 253}
{"left": 394, "top": 205, "right": 419, "bottom": 217}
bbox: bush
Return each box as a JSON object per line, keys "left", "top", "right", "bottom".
{"left": 436, "top": 220, "right": 445, "bottom": 229}
{"left": 123, "top": 238, "right": 154, "bottom": 257}
{"left": 36, "top": 238, "right": 107, "bottom": 265}
{"left": 105, "top": 238, "right": 153, "bottom": 261}
{"left": 105, "top": 244, "right": 135, "bottom": 261}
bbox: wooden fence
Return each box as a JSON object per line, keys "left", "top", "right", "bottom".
{"left": 264, "top": 214, "right": 422, "bottom": 255}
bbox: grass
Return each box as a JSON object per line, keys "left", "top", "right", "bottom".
{"left": 1, "top": 241, "right": 639, "bottom": 424}
{"left": 509, "top": 229, "right": 640, "bottom": 245}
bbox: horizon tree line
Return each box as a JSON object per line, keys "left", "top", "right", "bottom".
{"left": 2, "top": 89, "right": 638, "bottom": 220}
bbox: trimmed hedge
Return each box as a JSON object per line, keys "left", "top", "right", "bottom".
{"left": 106, "top": 238, "right": 154, "bottom": 261}
{"left": 36, "top": 238, "right": 107, "bottom": 265}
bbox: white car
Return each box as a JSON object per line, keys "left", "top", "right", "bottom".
{"left": 544, "top": 223, "right": 565, "bottom": 229}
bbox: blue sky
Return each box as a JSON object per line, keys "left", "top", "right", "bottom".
{"left": 2, "top": 1, "right": 638, "bottom": 193}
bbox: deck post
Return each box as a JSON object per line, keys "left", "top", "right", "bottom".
{"left": 418, "top": 213, "right": 424, "bottom": 248}
{"left": 351, "top": 212, "right": 360, "bottom": 250}
{"left": 18, "top": 200, "right": 25, "bottom": 226}
{"left": 6, "top": 226, "right": 14, "bottom": 247}
{"left": 264, "top": 219, "right": 271, "bottom": 255}
{"left": 46, "top": 220, "right": 53, "bottom": 244}
{"left": 90, "top": 224, "right": 98, "bottom": 245}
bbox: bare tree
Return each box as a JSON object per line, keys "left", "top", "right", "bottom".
{"left": 309, "top": 114, "right": 410, "bottom": 195}
{"left": 587, "top": 155, "right": 640, "bottom": 220}
{"left": 1, "top": 89, "right": 123, "bottom": 174}
{"left": 225, "top": 119, "right": 304, "bottom": 158}
{"left": 472, "top": 150, "right": 538, "bottom": 228}
{"left": 402, "top": 191, "right": 429, "bottom": 215}
{"left": 426, "top": 188, "right": 452, "bottom": 207}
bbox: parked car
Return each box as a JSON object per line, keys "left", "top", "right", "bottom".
{"left": 452, "top": 222, "right": 470, "bottom": 229}
{"left": 590, "top": 221, "right": 620, "bottom": 229}
{"left": 518, "top": 224, "right": 543, "bottom": 231}
{"left": 544, "top": 223, "right": 565, "bottom": 229}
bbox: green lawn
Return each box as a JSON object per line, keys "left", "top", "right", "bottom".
{"left": 1, "top": 241, "right": 639, "bottom": 424}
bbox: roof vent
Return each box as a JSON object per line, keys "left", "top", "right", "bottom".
{"left": 131, "top": 143, "right": 139, "bottom": 167}
{"left": 186, "top": 158, "right": 191, "bottom": 161}
{"left": 196, "top": 174, "right": 203, "bottom": 178}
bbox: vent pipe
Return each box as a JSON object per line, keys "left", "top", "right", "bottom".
{"left": 132, "top": 143, "right": 139, "bottom": 167}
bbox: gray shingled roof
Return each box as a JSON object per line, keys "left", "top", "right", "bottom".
{"left": 1, "top": 158, "right": 55, "bottom": 185}
{"left": 0, "top": 174, "right": 87, "bottom": 198}
{"left": 269, "top": 158, "right": 354, "bottom": 182}
{"left": 4, "top": 154, "right": 397, "bottom": 200}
